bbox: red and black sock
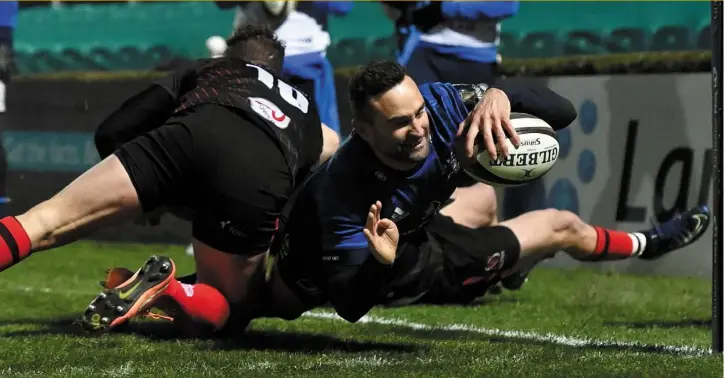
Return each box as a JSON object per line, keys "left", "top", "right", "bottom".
{"left": 587, "top": 226, "right": 647, "bottom": 261}
{"left": 162, "top": 278, "right": 230, "bottom": 330}
{"left": 0, "top": 216, "right": 31, "bottom": 271}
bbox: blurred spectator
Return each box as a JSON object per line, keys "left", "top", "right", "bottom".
{"left": 0, "top": 0, "right": 16, "bottom": 217}
{"left": 0, "top": 0, "right": 16, "bottom": 113}
{"left": 384, "top": 1, "right": 518, "bottom": 85}
{"left": 216, "top": 1, "right": 353, "bottom": 135}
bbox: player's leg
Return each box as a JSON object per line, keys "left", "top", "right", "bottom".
{"left": 0, "top": 155, "right": 143, "bottom": 272}
{"left": 440, "top": 182, "right": 498, "bottom": 229}
{"left": 439, "top": 181, "right": 534, "bottom": 291}
{"left": 501, "top": 205, "right": 710, "bottom": 273}
{"left": 78, "top": 110, "right": 215, "bottom": 331}
{"left": 418, "top": 204, "right": 710, "bottom": 304}
{"left": 87, "top": 108, "right": 295, "bottom": 333}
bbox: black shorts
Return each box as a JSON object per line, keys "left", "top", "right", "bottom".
{"left": 115, "top": 104, "right": 292, "bottom": 254}
{"left": 385, "top": 214, "right": 522, "bottom": 306}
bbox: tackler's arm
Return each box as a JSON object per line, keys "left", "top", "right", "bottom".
{"left": 453, "top": 81, "right": 578, "bottom": 130}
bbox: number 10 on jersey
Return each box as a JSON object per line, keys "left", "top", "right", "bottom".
{"left": 248, "top": 63, "right": 309, "bottom": 114}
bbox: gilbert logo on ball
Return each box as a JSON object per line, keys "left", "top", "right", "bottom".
{"left": 464, "top": 113, "right": 559, "bottom": 187}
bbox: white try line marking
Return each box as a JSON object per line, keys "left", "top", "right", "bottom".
{"left": 301, "top": 313, "right": 713, "bottom": 357}
{"left": 1, "top": 285, "right": 713, "bottom": 357}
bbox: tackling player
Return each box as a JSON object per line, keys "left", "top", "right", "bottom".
{"left": 0, "top": 25, "right": 338, "bottom": 333}
{"left": 97, "top": 61, "right": 710, "bottom": 332}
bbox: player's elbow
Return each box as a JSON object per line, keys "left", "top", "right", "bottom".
{"left": 554, "top": 96, "right": 577, "bottom": 130}
{"left": 319, "top": 123, "right": 341, "bottom": 165}
{"left": 535, "top": 89, "right": 577, "bottom": 131}
{"left": 94, "top": 125, "right": 120, "bottom": 159}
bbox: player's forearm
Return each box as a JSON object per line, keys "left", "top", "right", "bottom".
{"left": 492, "top": 81, "right": 578, "bottom": 130}
{"left": 454, "top": 81, "right": 577, "bottom": 130}
{"left": 327, "top": 255, "right": 393, "bottom": 323}
{"left": 94, "top": 84, "right": 176, "bottom": 158}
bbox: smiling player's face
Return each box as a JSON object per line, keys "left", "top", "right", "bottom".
{"left": 363, "top": 76, "right": 431, "bottom": 170}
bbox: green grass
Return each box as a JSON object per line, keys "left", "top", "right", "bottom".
{"left": 0, "top": 242, "right": 720, "bottom": 377}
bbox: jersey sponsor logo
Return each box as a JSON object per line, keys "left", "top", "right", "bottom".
{"left": 249, "top": 97, "right": 291, "bottom": 129}
{"left": 390, "top": 207, "right": 409, "bottom": 222}
{"left": 220, "top": 220, "right": 244, "bottom": 238}
{"left": 485, "top": 251, "right": 506, "bottom": 272}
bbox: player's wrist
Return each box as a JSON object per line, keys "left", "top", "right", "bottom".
{"left": 369, "top": 248, "right": 395, "bottom": 265}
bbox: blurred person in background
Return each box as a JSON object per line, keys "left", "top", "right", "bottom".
{"left": 383, "top": 1, "right": 518, "bottom": 85}
{"left": 0, "top": 0, "right": 16, "bottom": 113}
{"left": 214, "top": 1, "right": 352, "bottom": 136}
{"left": 0, "top": 0, "right": 16, "bottom": 217}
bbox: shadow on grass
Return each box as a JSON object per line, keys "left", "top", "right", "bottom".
{"left": 0, "top": 314, "right": 420, "bottom": 354}
{"left": 603, "top": 319, "right": 711, "bottom": 329}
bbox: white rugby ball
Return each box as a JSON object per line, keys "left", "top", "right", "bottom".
{"left": 464, "top": 113, "right": 559, "bottom": 187}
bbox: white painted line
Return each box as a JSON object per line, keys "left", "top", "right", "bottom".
{"left": 301, "top": 312, "right": 713, "bottom": 357}
{"left": 2, "top": 285, "right": 712, "bottom": 357}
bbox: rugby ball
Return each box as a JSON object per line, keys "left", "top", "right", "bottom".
{"left": 464, "top": 113, "right": 559, "bottom": 187}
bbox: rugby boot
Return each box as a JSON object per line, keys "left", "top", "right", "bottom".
{"left": 79, "top": 255, "right": 176, "bottom": 331}
{"left": 100, "top": 266, "right": 187, "bottom": 324}
{"left": 638, "top": 205, "right": 710, "bottom": 260}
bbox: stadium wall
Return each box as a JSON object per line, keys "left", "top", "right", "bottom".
{"left": 528, "top": 73, "right": 713, "bottom": 278}
{"left": 2, "top": 73, "right": 713, "bottom": 277}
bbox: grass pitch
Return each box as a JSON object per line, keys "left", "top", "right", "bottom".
{"left": 0, "top": 242, "right": 720, "bottom": 377}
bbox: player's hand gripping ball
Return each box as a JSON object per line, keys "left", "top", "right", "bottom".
{"left": 464, "top": 113, "right": 559, "bottom": 187}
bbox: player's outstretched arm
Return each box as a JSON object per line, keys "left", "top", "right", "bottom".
{"left": 95, "top": 62, "right": 198, "bottom": 158}
{"left": 489, "top": 80, "right": 577, "bottom": 130}
{"left": 322, "top": 202, "right": 399, "bottom": 323}
{"left": 94, "top": 85, "right": 176, "bottom": 158}
{"left": 453, "top": 81, "right": 577, "bottom": 131}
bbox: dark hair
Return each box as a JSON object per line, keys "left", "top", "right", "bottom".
{"left": 349, "top": 61, "right": 407, "bottom": 120}
{"left": 226, "top": 25, "right": 285, "bottom": 73}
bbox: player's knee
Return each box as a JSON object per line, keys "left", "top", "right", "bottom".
{"left": 466, "top": 184, "right": 498, "bottom": 227}
{"left": 548, "top": 209, "right": 586, "bottom": 249}
{"left": 441, "top": 183, "right": 498, "bottom": 228}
